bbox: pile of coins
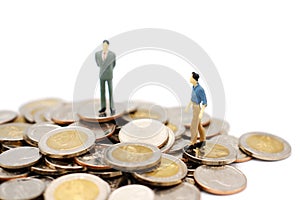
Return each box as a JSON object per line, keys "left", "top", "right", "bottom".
{"left": 0, "top": 98, "right": 292, "bottom": 199}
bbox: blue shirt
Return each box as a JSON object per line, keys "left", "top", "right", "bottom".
{"left": 191, "top": 83, "right": 207, "bottom": 105}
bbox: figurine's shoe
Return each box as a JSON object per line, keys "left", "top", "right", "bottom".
{"left": 186, "top": 144, "right": 195, "bottom": 154}
{"left": 195, "top": 141, "right": 206, "bottom": 148}
{"left": 98, "top": 107, "right": 106, "bottom": 113}
{"left": 98, "top": 112, "right": 107, "bottom": 117}
{"left": 110, "top": 108, "right": 116, "bottom": 115}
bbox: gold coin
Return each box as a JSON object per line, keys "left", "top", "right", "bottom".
{"left": 112, "top": 145, "right": 153, "bottom": 163}
{"left": 0, "top": 123, "right": 31, "bottom": 142}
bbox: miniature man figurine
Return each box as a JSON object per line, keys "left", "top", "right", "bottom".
{"left": 95, "top": 40, "right": 116, "bottom": 115}
{"left": 186, "top": 72, "right": 207, "bottom": 152}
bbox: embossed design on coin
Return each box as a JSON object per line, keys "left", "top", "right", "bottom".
{"left": 0, "top": 123, "right": 31, "bottom": 142}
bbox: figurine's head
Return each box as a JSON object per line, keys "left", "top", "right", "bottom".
{"left": 190, "top": 72, "right": 199, "bottom": 85}
{"left": 102, "top": 40, "right": 110, "bottom": 52}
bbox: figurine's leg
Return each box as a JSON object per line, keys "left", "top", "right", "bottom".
{"left": 107, "top": 79, "right": 115, "bottom": 114}
{"left": 198, "top": 120, "right": 206, "bottom": 143}
{"left": 100, "top": 79, "right": 107, "bottom": 110}
{"left": 190, "top": 103, "right": 200, "bottom": 145}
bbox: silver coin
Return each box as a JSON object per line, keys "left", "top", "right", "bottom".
{"left": 239, "top": 131, "right": 291, "bottom": 161}
{"left": 0, "top": 167, "right": 29, "bottom": 181}
{"left": 45, "top": 157, "right": 85, "bottom": 171}
{"left": 155, "top": 182, "right": 201, "bottom": 200}
{"left": 51, "top": 103, "right": 79, "bottom": 125}
{"left": 0, "top": 147, "right": 41, "bottom": 169}
{"left": 78, "top": 100, "right": 126, "bottom": 123}
{"left": 183, "top": 141, "right": 237, "bottom": 165}
{"left": 160, "top": 127, "right": 175, "bottom": 153}
{"left": 70, "top": 121, "right": 116, "bottom": 141}
{"left": 194, "top": 165, "right": 247, "bottom": 195}
{"left": 44, "top": 173, "right": 111, "bottom": 200}
{"left": 33, "top": 107, "right": 49, "bottom": 123}
{"left": 133, "top": 154, "right": 188, "bottom": 187}
{"left": 168, "top": 137, "right": 190, "bottom": 153}
{"left": 119, "top": 119, "right": 169, "bottom": 148}
{"left": 88, "top": 169, "right": 123, "bottom": 179}
{"left": 31, "top": 160, "right": 67, "bottom": 176}
{"left": 123, "top": 101, "right": 168, "bottom": 123}
{"left": 209, "top": 135, "right": 252, "bottom": 163}
{"left": 0, "top": 110, "right": 18, "bottom": 124}
{"left": 104, "top": 142, "right": 162, "bottom": 173}
{"left": 19, "top": 98, "right": 64, "bottom": 123}
{"left": 0, "top": 123, "right": 31, "bottom": 142}
{"left": 75, "top": 143, "right": 112, "bottom": 170}
{"left": 108, "top": 184, "right": 154, "bottom": 200}
{"left": 166, "top": 122, "right": 186, "bottom": 140}
{"left": 38, "top": 126, "right": 96, "bottom": 158}
{"left": 23, "top": 122, "right": 59, "bottom": 146}
{"left": 0, "top": 177, "right": 46, "bottom": 200}
{"left": 166, "top": 151, "right": 183, "bottom": 160}
{"left": 30, "top": 175, "right": 54, "bottom": 187}
{"left": 204, "top": 118, "right": 230, "bottom": 138}
{"left": 1, "top": 141, "right": 28, "bottom": 151}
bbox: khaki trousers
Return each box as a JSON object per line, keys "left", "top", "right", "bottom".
{"left": 190, "top": 103, "right": 206, "bottom": 144}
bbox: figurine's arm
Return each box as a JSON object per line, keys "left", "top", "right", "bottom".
{"left": 199, "top": 104, "right": 206, "bottom": 119}
{"left": 112, "top": 53, "right": 116, "bottom": 68}
{"left": 95, "top": 52, "right": 100, "bottom": 67}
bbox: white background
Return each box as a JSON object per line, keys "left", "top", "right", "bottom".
{"left": 0, "top": 0, "right": 299, "bottom": 199}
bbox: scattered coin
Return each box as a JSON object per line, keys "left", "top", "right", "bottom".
{"left": 38, "top": 126, "right": 96, "bottom": 158}
{"left": 51, "top": 103, "right": 79, "bottom": 125}
{"left": 0, "top": 110, "right": 18, "bottom": 124}
{"left": 0, "top": 177, "right": 46, "bottom": 200}
{"left": 0, "top": 167, "right": 29, "bottom": 181}
{"left": 88, "top": 169, "right": 123, "bottom": 179}
{"left": 209, "top": 135, "right": 252, "bottom": 163}
{"left": 108, "top": 184, "right": 154, "bottom": 200}
{"left": 30, "top": 175, "right": 54, "bottom": 187}
{"left": 0, "top": 146, "right": 41, "bottom": 169}
{"left": 133, "top": 154, "right": 188, "bottom": 187}
{"left": 159, "top": 127, "right": 176, "bottom": 153}
{"left": 194, "top": 165, "right": 247, "bottom": 195}
{"left": 75, "top": 143, "right": 112, "bottom": 170}
{"left": 44, "top": 173, "right": 111, "bottom": 200}
{"left": 239, "top": 132, "right": 291, "bottom": 161}
{"left": 70, "top": 120, "right": 116, "bottom": 141}
{"left": 183, "top": 141, "right": 237, "bottom": 165}
{"left": 45, "top": 157, "right": 85, "bottom": 171}
{"left": 23, "top": 122, "right": 60, "bottom": 146}
{"left": 78, "top": 100, "right": 126, "bottom": 123}
{"left": 168, "top": 137, "right": 190, "bottom": 153}
{"left": 31, "top": 159, "right": 67, "bottom": 176}
{"left": 119, "top": 119, "right": 169, "bottom": 148}
{"left": 166, "top": 122, "right": 186, "bottom": 140}
{"left": 155, "top": 182, "right": 201, "bottom": 200}
{"left": 104, "top": 142, "right": 162, "bottom": 173}
{"left": 0, "top": 123, "right": 31, "bottom": 142}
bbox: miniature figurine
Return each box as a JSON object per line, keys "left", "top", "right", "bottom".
{"left": 95, "top": 40, "right": 116, "bottom": 115}
{"left": 185, "top": 72, "right": 207, "bottom": 153}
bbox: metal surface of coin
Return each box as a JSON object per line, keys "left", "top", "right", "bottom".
{"left": 75, "top": 143, "right": 112, "bottom": 170}
{"left": 104, "top": 142, "right": 162, "bottom": 173}
{"left": 0, "top": 177, "right": 46, "bottom": 200}
{"left": 119, "top": 119, "right": 169, "bottom": 148}
{"left": 0, "top": 110, "right": 18, "bottom": 124}
{"left": 33, "top": 107, "right": 49, "bottom": 123}
{"left": 24, "top": 122, "right": 60, "bottom": 146}
{"left": 19, "top": 98, "right": 64, "bottom": 123}
{"left": 209, "top": 135, "right": 252, "bottom": 163}
{"left": 159, "top": 128, "right": 175, "bottom": 153}
{"left": 155, "top": 182, "right": 201, "bottom": 200}
{"left": 108, "top": 184, "right": 154, "bottom": 200}
{"left": 0, "top": 147, "right": 41, "bottom": 169}
{"left": 134, "top": 154, "right": 188, "bottom": 187}
{"left": 45, "top": 157, "right": 85, "bottom": 171}
{"left": 78, "top": 100, "right": 126, "bottom": 123}
{"left": 38, "top": 126, "right": 96, "bottom": 158}
{"left": 71, "top": 121, "right": 116, "bottom": 141}
{"left": 194, "top": 165, "right": 247, "bottom": 195}
{"left": 31, "top": 160, "right": 67, "bottom": 176}
{"left": 123, "top": 102, "right": 168, "bottom": 123}
{"left": 0, "top": 123, "right": 31, "bottom": 142}
{"left": 30, "top": 175, "right": 54, "bottom": 187}
{"left": 51, "top": 103, "right": 79, "bottom": 125}
{"left": 239, "top": 132, "right": 291, "bottom": 161}
{"left": 166, "top": 122, "right": 186, "bottom": 140}
{"left": 0, "top": 167, "right": 29, "bottom": 181}
{"left": 44, "top": 173, "right": 111, "bottom": 200}
{"left": 168, "top": 138, "right": 190, "bottom": 153}
{"left": 88, "top": 169, "right": 123, "bottom": 179}
{"left": 1, "top": 141, "right": 28, "bottom": 151}
{"left": 183, "top": 142, "right": 237, "bottom": 165}
{"left": 204, "top": 118, "right": 230, "bottom": 138}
